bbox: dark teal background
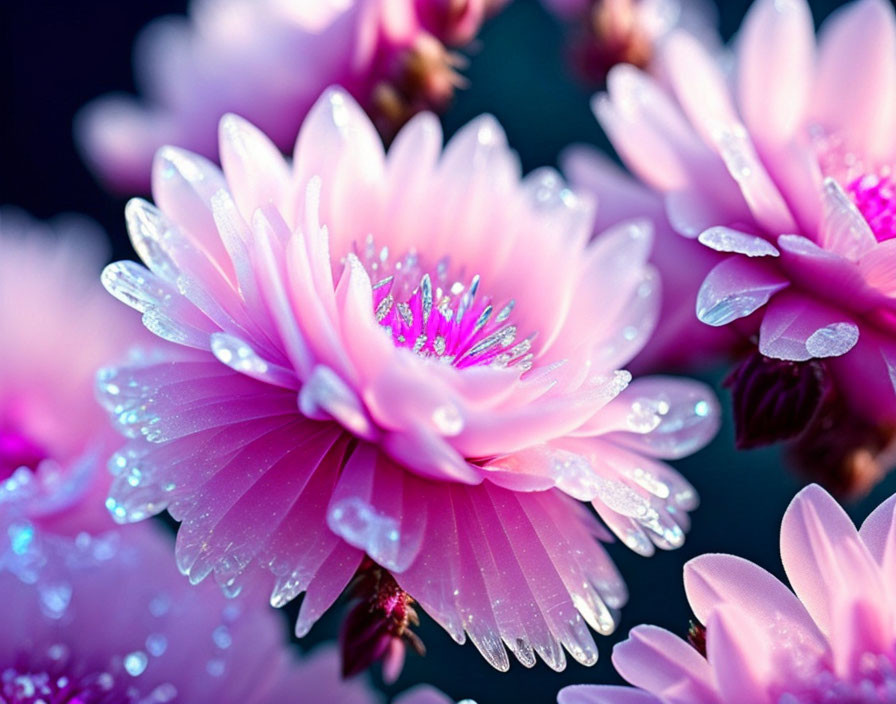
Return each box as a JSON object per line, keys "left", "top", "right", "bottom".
{"left": 1, "top": 1, "right": 885, "bottom": 702}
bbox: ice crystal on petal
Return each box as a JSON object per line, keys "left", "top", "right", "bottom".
{"left": 360, "top": 241, "right": 533, "bottom": 371}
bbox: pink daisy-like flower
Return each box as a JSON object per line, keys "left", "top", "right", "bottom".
{"left": 591, "top": 0, "right": 896, "bottom": 495}
{"left": 540, "top": 0, "right": 717, "bottom": 85}
{"left": 76, "top": 0, "right": 505, "bottom": 194}
{"left": 97, "top": 87, "right": 719, "bottom": 674}
{"left": 0, "top": 516, "right": 378, "bottom": 704}
{"left": 0, "top": 209, "right": 145, "bottom": 536}
{"left": 559, "top": 483, "right": 896, "bottom": 704}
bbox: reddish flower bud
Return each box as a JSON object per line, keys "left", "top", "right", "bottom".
{"left": 340, "top": 563, "right": 425, "bottom": 683}
{"left": 370, "top": 34, "right": 467, "bottom": 140}
{"left": 725, "top": 349, "right": 830, "bottom": 450}
{"left": 687, "top": 620, "right": 706, "bottom": 658}
{"left": 577, "top": 0, "right": 653, "bottom": 82}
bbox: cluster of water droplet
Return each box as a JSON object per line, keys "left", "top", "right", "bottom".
{"left": 2, "top": 658, "right": 136, "bottom": 704}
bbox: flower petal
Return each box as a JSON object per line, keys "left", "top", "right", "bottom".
{"left": 603, "top": 376, "right": 720, "bottom": 460}
{"left": 858, "top": 239, "right": 896, "bottom": 296}
{"left": 859, "top": 493, "right": 896, "bottom": 594}
{"left": 327, "top": 445, "right": 427, "bottom": 573}
{"left": 697, "top": 227, "right": 780, "bottom": 258}
{"left": 705, "top": 605, "right": 773, "bottom": 704}
{"left": 395, "top": 481, "right": 624, "bottom": 672}
{"left": 611, "top": 625, "right": 715, "bottom": 703}
{"left": 684, "top": 554, "right": 826, "bottom": 661}
{"left": 218, "top": 113, "right": 291, "bottom": 223}
{"left": 817, "top": 179, "right": 877, "bottom": 262}
{"left": 661, "top": 32, "right": 796, "bottom": 234}
{"left": 758, "top": 291, "right": 859, "bottom": 361}
{"left": 696, "top": 255, "right": 789, "bottom": 326}
{"left": 780, "top": 484, "right": 886, "bottom": 635}
{"left": 737, "top": 0, "right": 815, "bottom": 145}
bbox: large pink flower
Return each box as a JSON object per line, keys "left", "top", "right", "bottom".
{"left": 591, "top": 0, "right": 896, "bottom": 494}
{"left": 0, "top": 210, "right": 144, "bottom": 536}
{"left": 559, "top": 483, "right": 896, "bottom": 704}
{"left": 76, "top": 0, "right": 504, "bottom": 194}
{"left": 97, "top": 88, "right": 719, "bottom": 673}
{"left": 0, "top": 517, "right": 377, "bottom": 704}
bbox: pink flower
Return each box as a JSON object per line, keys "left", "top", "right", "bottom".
{"left": 0, "top": 210, "right": 145, "bottom": 536}
{"left": 0, "top": 518, "right": 376, "bottom": 704}
{"left": 97, "top": 87, "right": 720, "bottom": 674}
{"left": 559, "top": 483, "right": 896, "bottom": 704}
{"left": 590, "top": 0, "right": 896, "bottom": 494}
{"left": 76, "top": 0, "right": 503, "bottom": 194}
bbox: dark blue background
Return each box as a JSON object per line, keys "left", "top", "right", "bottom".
{"left": 1, "top": 1, "right": 882, "bottom": 702}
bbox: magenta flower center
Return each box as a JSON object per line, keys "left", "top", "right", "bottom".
{"left": 847, "top": 171, "right": 896, "bottom": 243}
{"left": 811, "top": 128, "right": 896, "bottom": 243}
{"left": 0, "top": 425, "right": 47, "bottom": 481}
{"left": 355, "top": 239, "right": 534, "bottom": 370}
{"left": 778, "top": 652, "right": 896, "bottom": 703}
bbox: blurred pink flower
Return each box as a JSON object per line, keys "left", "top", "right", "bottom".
{"left": 97, "top": 88, "right": 719, "bottom": 674}
{"left": 559, "top": 483, "right": 896, "bottom": 704}
{"left": 592, "top": 0, "right": 896, "bottom": 495}
{"left": 540, "top": 0, "right": 717, "bottom": 85}
{"left": 0, "top": 210, "right": 145, "bottom": 536}
{"left": 0, "top": 518, "right": 376, "bottom": 704}
{"left": 76, "top": 0, "right": 504, "bottom": 194}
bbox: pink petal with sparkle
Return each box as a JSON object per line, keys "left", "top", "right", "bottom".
{"left": 660, "top": 32, "right": 796, "bottom": 235}
{"left": 859, "top": 492, "right": 896, "bottom": 586}
{"left": 684, "top": 554, "right": 827, "bottom": 668}
{"left": 611, "top": 625, "right": 716, "bottom": 703}
{"left": 395, "top": 481, "right": 625, "bottom": 671}
{"left": 705, "top": 605, "right": 773, "bottom": 703}
{"left": 780, "top": 484, "right": 887, "bottom": 637}
{"left": 758, "top": 291, "right": 859, "bottom": 361}
{"left": 696, "top": 255, "right": 789, "bottom": 326}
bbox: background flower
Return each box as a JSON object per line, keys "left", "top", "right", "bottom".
{"left": 0, "top": 518, "right": 378, "bottom": 704}
{"left": 76, "top": 0, "right": 506, "bottom": 194}
{"left": 0, "top": 209, "right": 146, "bottom": 536}
{"left": 591, "top": 0, "right": 896, "bottom": 496}
{"left": 559, "top": 483, "right": 896, "bottom": 703}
